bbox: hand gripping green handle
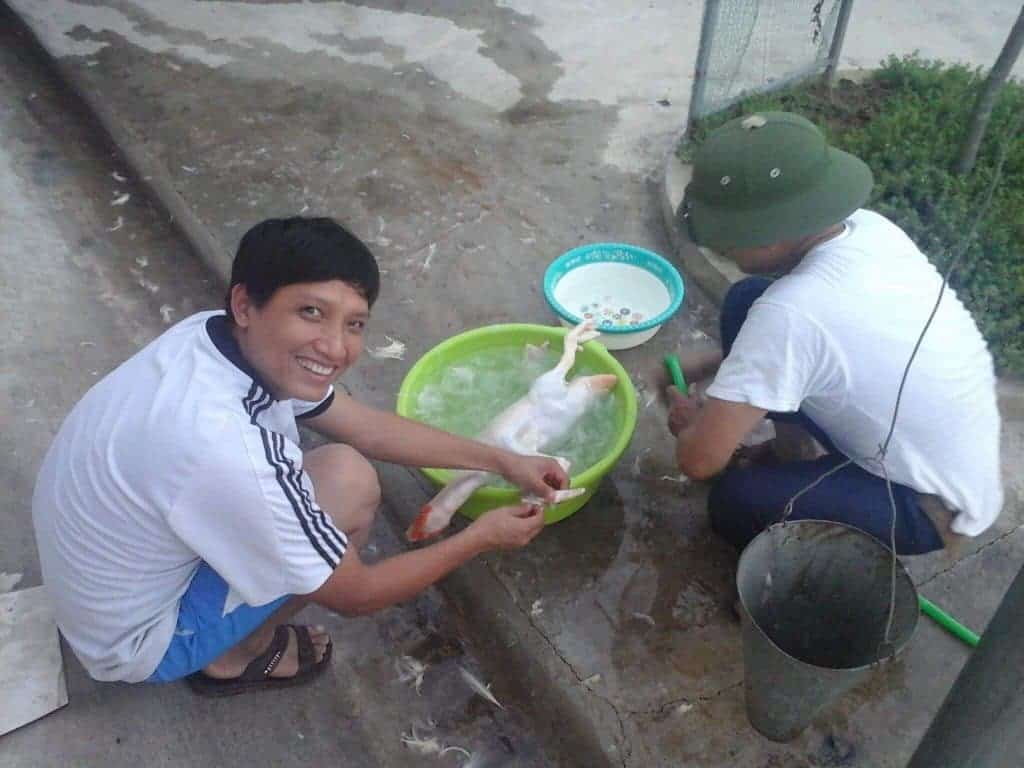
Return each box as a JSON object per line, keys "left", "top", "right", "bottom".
{"left": 664, "top": 355, "right": 689, "bottom": 396}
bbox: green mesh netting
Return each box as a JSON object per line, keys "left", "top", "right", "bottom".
{"left": 694, "top": 0, "right": 842, "bottom": 118}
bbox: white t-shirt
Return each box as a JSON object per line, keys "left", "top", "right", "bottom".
{"left": 706, "top": 210, "right": 1003, "bottom": 536}
{"left": 32, "top": 311, "right": 347, "bottom": 682}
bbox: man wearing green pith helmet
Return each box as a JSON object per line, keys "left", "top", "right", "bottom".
{"left": 665, "top": 112, "right": 1002, "bottom": 554}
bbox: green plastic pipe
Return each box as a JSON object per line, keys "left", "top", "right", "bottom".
{"left": 664, "top": 354, "right": 689, "bottom": 396}
{"left": 919, "top": 595, "right": 980, "bottom": 648}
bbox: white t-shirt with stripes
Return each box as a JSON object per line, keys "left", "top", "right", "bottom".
{"left": 32, "top": 311, "right": 347, "bottom": 682}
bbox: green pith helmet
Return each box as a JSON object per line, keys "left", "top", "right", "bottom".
{"left": 683, "top": 112, "right": 874, "bottom": 250}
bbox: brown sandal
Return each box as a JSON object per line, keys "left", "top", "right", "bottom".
{"left": 185, "top": 624, "right": 332, "bottom": 697}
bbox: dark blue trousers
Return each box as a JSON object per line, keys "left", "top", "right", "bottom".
{"left": 708, "top": 278, "right": 943, "bottom": 555}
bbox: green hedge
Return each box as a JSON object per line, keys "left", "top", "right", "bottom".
{"left": 679, "top": 55, "right": 1024, "bottom": 375}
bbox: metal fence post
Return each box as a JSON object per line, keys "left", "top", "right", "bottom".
{"left": 686, "top": 0, "right": 722, "bottom": 138}
{"left": 824, "top": 0, "right": 855, "bottom": 84}
{"left": 906, "top": 563, "right": 1024, "bottom": 767}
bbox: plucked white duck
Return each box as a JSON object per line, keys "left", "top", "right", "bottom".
{"left": 407, "top": 320, "right": 618, "bottom": 542}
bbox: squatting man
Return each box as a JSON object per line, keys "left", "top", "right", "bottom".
{"left": 664, "top": 112, "right": 1002, "bottom": 559}
{"left": 33, "top": 217, "right": 569, "bottom": 693}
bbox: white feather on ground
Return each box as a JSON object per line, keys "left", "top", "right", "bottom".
{"left": 399, "top": 723, "right": 472, "bottom": 761}
{"left": 367, "top": 336, "right": 407, "bottom": 360}
{"left": 660, "top": 474, "right": 690, "bottom": 485}
{"left": 458, "top": 665, "right": 504, "bottom": 709}
{"left": 400, "top": 727, "right": 443, "bottom": 755}
{"left": 631, "top": 448, "right": 651, "bottom": 477}
{"left": 395, "top": 655, "right": 427, "bottom": 695}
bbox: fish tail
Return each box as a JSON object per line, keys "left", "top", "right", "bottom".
{"left": 406, "top": 505, "right": 440, "bottom": 542}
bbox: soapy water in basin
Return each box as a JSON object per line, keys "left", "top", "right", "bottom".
{"left": 409, "top": 344, "right": 621, "bottom": 488}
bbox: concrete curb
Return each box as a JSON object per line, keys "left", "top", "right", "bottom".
{"left": 659, "top": 152, "right": 742, "bottom": 305}
{"left": 658, "top": 151, "right": 1024, "bottom": 421}
{"left": 5, "top": 3, "right": 232, "bottom": 286}
{"left": 376, "top": 465, "right": 629, "bottom": 768}
{"left": 438, "top": 560, "right": 631, "bottom": 768}
{"left": 7, "top": 8, "right": 628, "bottom": 764}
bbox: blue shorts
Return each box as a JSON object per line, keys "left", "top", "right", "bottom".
{"left": 146, "top": 562, "right": 291, "bottom": 683}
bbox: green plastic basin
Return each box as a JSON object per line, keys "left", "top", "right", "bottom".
{"left": 395, "top": 323, "right": 638, "bottom": 524}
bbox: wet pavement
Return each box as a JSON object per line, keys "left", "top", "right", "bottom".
{"left": 4, "top": 1, "right": 1024, "bottom": 766}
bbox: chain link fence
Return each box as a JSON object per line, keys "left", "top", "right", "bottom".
{"left": 687, "top": 0, "right": 855, "bottom": 131}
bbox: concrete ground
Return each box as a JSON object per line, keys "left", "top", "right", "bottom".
{"left": 2, "top": 1, "right": 1023, "bottom": 766}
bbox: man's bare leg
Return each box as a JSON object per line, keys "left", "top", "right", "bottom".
{"left": 201, "top": 443, "right": 381, "bottom": 678}
{"left": 302, "top": 443, "right": 381, "bottom": 552}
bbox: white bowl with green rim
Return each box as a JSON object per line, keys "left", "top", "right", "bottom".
{"left": 543, "top": 243, "right": 685, "bottom": 350}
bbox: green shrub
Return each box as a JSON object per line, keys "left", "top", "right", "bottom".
{"left": 678, "top": 54, "right": 1024, "bottom": 375}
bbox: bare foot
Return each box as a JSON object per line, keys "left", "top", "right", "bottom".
{"left": 202, "top": 624, "right": 331, "bottom": 680}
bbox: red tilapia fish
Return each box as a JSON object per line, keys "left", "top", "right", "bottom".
{"left": 407, "top": 320, "right": 618, "bottom": 542}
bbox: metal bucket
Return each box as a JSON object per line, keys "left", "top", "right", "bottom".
{"left": 736, "top": 521, "right": 919, "bottom": 742}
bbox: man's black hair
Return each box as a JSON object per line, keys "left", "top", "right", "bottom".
{"left": 225, "top": 216, "right": 380, "bottom": 319}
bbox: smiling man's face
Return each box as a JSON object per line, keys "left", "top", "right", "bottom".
{"left": 230, "top": 279, "right": 369, "bottom": 402}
